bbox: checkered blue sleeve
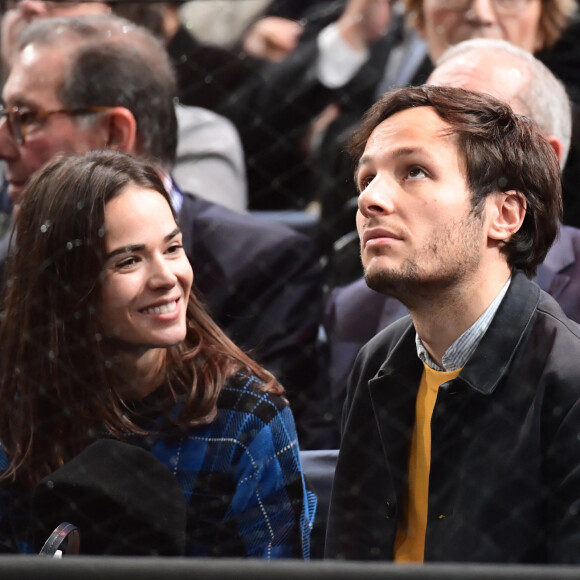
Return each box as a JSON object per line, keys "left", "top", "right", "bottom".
{"left": 220, "top": 378, "right": 317, "bottom": 558}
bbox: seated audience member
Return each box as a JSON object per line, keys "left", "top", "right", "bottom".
{"left": 326, "top": 84, "right": 580, "bottom": 563}
{"left": 0, "top": 1, "right": 249, "bottom": 213}
{"left": 222, "top": 0, "right": 578, "bottom": 217}
{"left": 0, "top": 14, "right": 324, "bottom": 446}
{"left": 401, "top": 0, "right": 580, "bottom": 227}
{"left": 0, "top": 150, "right": 316, "bottom": 557}
{"left": 220, "top": 0, "right": 394, "bottom": 210}
{"left": 321, "top": 38, "right": 580, "bottom": 447}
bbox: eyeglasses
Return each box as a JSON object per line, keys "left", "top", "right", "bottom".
{"left": 0, "top": 105, "right": 111, "bottom": 145}
{"left": 432, "top": 0, "right": 536, "bottom": 15}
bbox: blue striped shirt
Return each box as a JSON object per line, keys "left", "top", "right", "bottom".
{"left": 416, "top": 278, "right": 511, "bottom": 371}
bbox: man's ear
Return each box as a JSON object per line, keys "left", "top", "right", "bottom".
{"left": 545, "top": 135, "right": 563, "bottom": 165}
{"left": 487, "top": 191, "right": 527, "bottom": 243}
{"left": 100, "top": 107, "right": 137, "bottom": 154}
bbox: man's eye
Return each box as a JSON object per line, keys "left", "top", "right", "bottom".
{"left": 358, "top": 175, "right": 374, "bottom": 191}
{"left": 18, "top": 111, "right": 37, "bottom": 123}
{"left": 408, "top": 167, "right": 427, "bottom": 179}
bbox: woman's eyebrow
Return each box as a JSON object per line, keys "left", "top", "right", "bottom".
{"left": 105, "top": 227, "right": 182, "bottom": 260}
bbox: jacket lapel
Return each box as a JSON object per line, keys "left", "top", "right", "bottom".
{"left": 368, "top": 324, "right": 422, "bottom": 505}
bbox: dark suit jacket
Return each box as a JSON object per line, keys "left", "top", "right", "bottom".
{"left": 178, "top": 191, "right": 324, "bottom": 446}
{"left": 321, "top": 225, "right": 580, "bottom": 446}
{"left": 326, "top": 272, "right": 580, "bottom": 562}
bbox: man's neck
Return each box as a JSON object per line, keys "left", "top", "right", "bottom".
{"left": 410, "top": 266, "right": 512, "bottom": 368}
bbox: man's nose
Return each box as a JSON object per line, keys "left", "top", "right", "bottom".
{"left": 0, "top": 117, "right": 20, "bottom": 161}
{"left": 464, "top": 0, "right": 497, "bottom": 24}
{"left": 357, "top": 177, "right": 396, "bottom": 219}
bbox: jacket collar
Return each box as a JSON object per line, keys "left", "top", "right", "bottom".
{"left": 368, "top": 271, "right": 540, "bottom": 402}
{"left": 458, "top": 271, "right": 539, "bottom": 395}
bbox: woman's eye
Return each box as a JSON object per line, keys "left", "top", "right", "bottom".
{"left": 166, "top": 243, "right": 183, "bottom": 255}
{"left": 116, "top": 256, "right": 138, "bottom": 269}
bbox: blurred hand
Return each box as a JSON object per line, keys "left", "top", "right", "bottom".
{"left": 242, "top": 16, "right": 304, "bottom": 62}
{"left": 1, "top": 7, "right": 23, "bottom": 67}
{"left": 337, "top": 0, "right": 393, "bottom": 51}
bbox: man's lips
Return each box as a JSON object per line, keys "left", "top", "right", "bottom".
{"left": 362, "top": 228, "right": 402, "bottom": 248}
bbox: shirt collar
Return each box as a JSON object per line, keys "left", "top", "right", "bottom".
{"left": 416, "top": 277, "right": 512, "bottom": 371}
{"left": 161, "top": 172, "right": 183, "bottom": 214}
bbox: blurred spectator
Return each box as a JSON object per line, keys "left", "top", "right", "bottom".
{"left": 221, "top": 0, "right": 577, "bottom": 220}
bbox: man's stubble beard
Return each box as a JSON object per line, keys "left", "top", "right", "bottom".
{"left": 362, "top": 211, "right": 485, "bottom": 309}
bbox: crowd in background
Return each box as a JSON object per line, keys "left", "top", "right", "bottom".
{"left": 0, "top": 0, "right": 579, "bottom": 561}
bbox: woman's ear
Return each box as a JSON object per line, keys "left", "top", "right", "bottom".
{"left": 100, "top": 107, "right": 138, "bottom": 154}
{"left": 487, "top": 191, "right": 527, "bottom": 243}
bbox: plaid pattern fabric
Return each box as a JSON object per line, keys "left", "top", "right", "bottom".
{"left": 0, "top": 374, "right": 316, "bottom": 558}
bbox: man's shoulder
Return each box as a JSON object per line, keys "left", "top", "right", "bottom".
{"left": 536, "top": 287, "right": 580, "bottom": 340}
{"left": 175, "top": 103, "right": 239, "bottom": 138}
{"left": 217, "top": 374, "right": 289, "bottom": 421}
{"left": 179, "top": 191, "right": 310, "bottom": 247}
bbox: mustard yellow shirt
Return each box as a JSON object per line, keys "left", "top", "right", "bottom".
{"left": 393, "top": 364, "right": 461, "bottom": 562}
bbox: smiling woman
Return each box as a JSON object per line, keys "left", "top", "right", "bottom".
{"left": 99, "top": 185, "right": 194, "bottom": 379}
{"left": 0, "top": 150, "right": 316, "bottom": 557}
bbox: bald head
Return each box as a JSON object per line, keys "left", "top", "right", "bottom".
{"left": 428, "top": 38, "right": 571, "bottom": 168}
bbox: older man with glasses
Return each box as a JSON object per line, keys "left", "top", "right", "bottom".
{"left": 0, "top": 0, "right": 251, "bottom": 213}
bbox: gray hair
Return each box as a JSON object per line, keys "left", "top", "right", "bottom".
{"left": 437, "top": 38, "right": 572, "bottom": 168}
{"left": 16, "top": 14, "right": 178, "bottom": 169}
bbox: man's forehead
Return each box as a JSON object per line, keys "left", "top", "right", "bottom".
{"left": 366, "top": 106, "right": 453, "bottom": 150}
{"left": 4, "top": 43, "right": 66, "bottom": 103}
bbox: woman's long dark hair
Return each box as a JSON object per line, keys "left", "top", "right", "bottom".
{"left": 0, "top": 151, "right": 283, "bottom": 489}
